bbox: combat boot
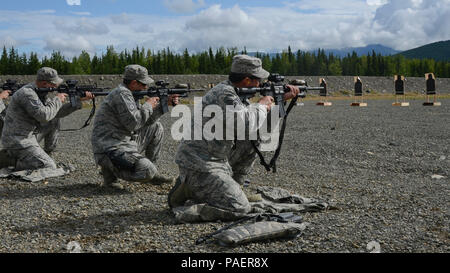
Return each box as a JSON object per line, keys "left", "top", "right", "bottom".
{"left": 101, "top": 167, "right": 124, "bottom": 190}
{"left": 146, "top": 173, "right": 175, "bottom": 185}
{"left": 168, "top": 177, "right": 189, "bottom": 209}
{"left": 237, "top": 177, "right": 262, "bottom": 202}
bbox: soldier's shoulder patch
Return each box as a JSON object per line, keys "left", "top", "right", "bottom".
{"left": 127, "top": 101, "right": 136, "bottom": 111}
{"left": 29, "top": 99, "right": 43, "bottom": 108}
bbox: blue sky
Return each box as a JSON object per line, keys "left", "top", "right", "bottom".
{"left": 0, "top": 0, "right": 286, "bottom": 16}
{"left": 0, "top": 0, "right": 449, "bottom": 58}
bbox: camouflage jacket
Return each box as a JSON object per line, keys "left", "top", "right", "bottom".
{"left": 0, "top": 100, "right": 5, "bottom": 134}
{"left": 175, "top": 80, "right": 267, "bottom": 173}
{"left": 91, "top": 83, "right": 163, "bottom": 155}
{"left": 0, "top": 100, "right": 5, "bottom": 114}
{"left": 1, "top": 83, "right": 81, "bottom": 149}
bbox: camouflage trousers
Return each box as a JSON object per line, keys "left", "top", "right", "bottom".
{"left": 0, "top": 104, "right": 7, "bottom": 137}
{"left": 172, "top": 140, "right": 260, "bottom": 222}
{"left": 228, "top": 140, "right": 259, "bottom": 184}
{"left": 0, "top": 119, "right": 60, "bottom": 171}
{"left": 0, "top": 145, "right": 56, "bottom": 171}
{"left": 36, "top": 118, "right": 60, "bottom": 154}
{"left": 94, "top": 122, "right": 164, "bottom": 182}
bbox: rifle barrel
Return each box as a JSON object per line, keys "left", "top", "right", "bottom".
{"left": 88, "top": 91, "right": 110, "bottom": 96}
{"left": 299, "top": 86, "right": 325, "bottom": 91}
{"left": 236, "top": 86, "right": 324, "bottom": 94}
{"left": 133, "top": 88, "right": 205, "bottom": 97}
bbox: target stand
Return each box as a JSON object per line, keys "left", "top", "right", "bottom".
{"left": 351, "top": 77, "right": 367, "bottom": 107}
{"left": 392, "top": 102, "right": 410, "bottom": 106}
{"left": 423, "top": 73, "right": 441, "bottom": 106}
{"left": 392, "top": 101, "right": 410, "bottom": 106}
{"left": 423, "top": 101, "right": 441, "bottom": 106}
{"left": 316, "top": 79, "right": 332, "bottom": 106}
{"left": 351, "top": 102, "right": 367, "bottom": 107}
{"left": 392, "top": 75, "right": 409, "bottom": 106}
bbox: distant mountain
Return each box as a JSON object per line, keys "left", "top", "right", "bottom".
{"left": 248, "top": 44, "right": 400, "bottom": 58}
{"left": 397, "top": 40, "right": 450, "bottom": 61}
{"left": 321, "top": 44, "right": 400, "bottom": 57}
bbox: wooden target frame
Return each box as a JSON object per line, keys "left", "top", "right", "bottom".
{"left": 316, "top": 78, "right": 332, "bottom": 106}
{"left": 424, "top": 73, "right": 441, "bottom": 106}
{"left": 393, "top": 75, "right": 409, "bottom": 106}
{"left": 351, "top": 76, "right": 367, "bottom": 107}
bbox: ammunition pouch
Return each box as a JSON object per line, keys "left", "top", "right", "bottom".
{"left": 213, "top": 221, "right": 307, "bottom": 247}
{"left": 196, "top": 212, "right": 306, "bottom": 246}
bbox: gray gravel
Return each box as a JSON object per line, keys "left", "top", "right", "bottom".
{"left": 2, "top": 74, "right": 450, "bottom": 95}
{"left": 0, "top": 98, "right": 449, "bottom": 253}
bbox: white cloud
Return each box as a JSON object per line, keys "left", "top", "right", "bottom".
{"left": 1, "top": 1, "right": 449, "bottom": 58}
{"left": 70, "top": 11, "right": 91, "bottom": 16}
{"left": 54, "top": 18, "right": 109, "bottom": 35}
{"left": 372, "top": 0, "right": 450, "bottom": 50}
{"left": 44, "top": 36, "right": 95, "bottom": 57}
{"left": 134, "top": 24, "right": 154, "bottom": 33}
{"left": 0, "top": 35, "right": 29, "bottom": 48}
{"left": 164, "top": 0, "right": 205, "bottom": 13}
{"left": 66, "top": 0, "right": 81, "bottom": 6}
{"left": 110, "top": 13, "right": 130, "bottom": 24}
{"left": 366, "top": 0, "right": 388, "bottom": 5}
{"left": 284, "top": 0, "right": 377, "bottom": 16}
{"left": 186, "top": 5, "right": 256, "bottom": 29}
{"left": 178, "top": 3, "right": 377, "bottom": 51}
{"left": 178, "top": 1, "right": 450, "bottom": 52}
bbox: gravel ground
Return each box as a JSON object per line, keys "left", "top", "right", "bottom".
{"left": 0, "top": 98, "right": 449, "bottom": 253}
{"left": 2, "top": 74, "right": 450, "bottom": 95}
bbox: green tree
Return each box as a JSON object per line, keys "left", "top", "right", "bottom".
{"left": 78, "top": 51, "right": 91, "bottom": 74}
{"left": 0, "top": 46, "right": 9, "bottom": 74}
{"left": 28, "top": 52, "right": 41, "bottom": 75}
{"left": 329, "top": 59, "right": 343, "bottom": 75}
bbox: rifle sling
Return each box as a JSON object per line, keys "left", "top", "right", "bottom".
{"left": 60, "top": 97, "right": 97, "bottom": 132}
{"left": 251, "top": 97, "right": 299, "bottom": 173}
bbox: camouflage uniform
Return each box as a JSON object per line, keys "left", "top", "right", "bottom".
{"left": 34, "top": 118, "right": 60, "bottom": 154}
{"left": 0, "top": 82, "right": 81, "bottom": 170}
{"left": 0, "top": 99, "right": 5, "bottom": 134}
{"left": 1, "top": 101, "right": 65, "bottom": 161}
{"left": 171, "top": 79, "right": 268, "bottom": 221}
{"left": 91, "top": 82, "right": 164, "bottom": 184}
{"left": 0, "top": 99, "right": 5, "bottom": 114}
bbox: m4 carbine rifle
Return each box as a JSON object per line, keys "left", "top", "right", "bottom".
{"left": 234, "top": 74, "right": 328, "bottom": 173}
{"left": 235, "top": 73, "right": 326, "bottom": 118}
{"left": 1, "top": 79, "right": 26, "bottom": 93}
{"left": 47, "top": 80, "right": 110, "bottom": 131}
{"left": 32, "top": 79, "right": 110, "bottom": 108}
{"left": 1, "top": 79, "right": 111, "bottom": 131}
{"left": 54, "top": 80, "right": 110, "bottom": 107}
{"left": 132, "top": 80, "right": 205, "bottom": 113}
{"left": 2, "top": 79, "right": 110, "bottom": 107}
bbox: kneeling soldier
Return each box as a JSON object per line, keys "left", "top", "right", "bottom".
{"left": 168, "top": 55, "right": 300, "bottom": 222}
{"left": 91, "top": 65, "right": 178, "bottom": 190}
{"left": 0, "top": 67, "right": 93, "bottom": 171}
{"left": 1, "top": 83, "right": 66, "bottom": 155}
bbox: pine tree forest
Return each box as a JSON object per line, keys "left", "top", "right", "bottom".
{"left": 1, "top": 45, "right": 449, "bottom": 78}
